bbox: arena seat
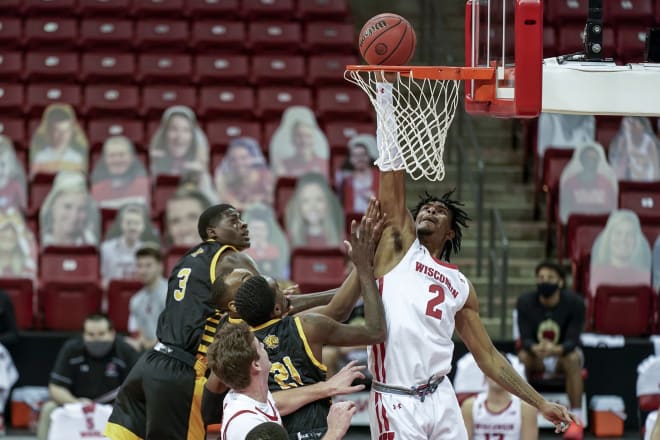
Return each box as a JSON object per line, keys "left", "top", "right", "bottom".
{"left": 79, "top": 18, "right": 134, "bottom": 50}
{"left": 604, "top": 0, "right": 654, "bottom": 24}
{"left": 558, "top": 23, "right": 616, "bottom": 59}
{"left": 77, "top": 0, "right": 131, "bottom": 17}
{"left": 544, "top": 0, "right": 589, "bottom": 24}
{"left": 247, "top": 22, "right": 302, "bottom": 53}
{"left": 29, "top": 172, "right": 56, "bottom": 215}
{"left": 307, "top": 54, "right": 359, "bottom": 86}
{"left": 24, "top": 18, "right": 77, "bottom": 49}
{"left": 25, "top": 83, "right": 81, "bottom": 116}
{"left": 141, "top": 86, "right": 198, "bottom": 119}
{"left": 24, "top": 52, "right": 78, "bottom": 83}
{"left": 0, "top": 52, "right": 23, "bottom": 82}
{"left": 132, "top": 0, "right": 184, "bottom": 17}
{"left": 617, "top": 26, "right": 650, "bottom": 62}
{"left": 324, "top": 120, "right": 375, "bottom": 150}
{"left": 595, "top": 116, "right": 622, "bottom": 149}
{"left": 107, "top": 279, "right": 142, "bottom": 333}
{"left": 22, "top": 0, "right": 76, "bottom": 16}
{"left": 87, "top": 119, "right": 145, "bottom": 150}
{"left": 541, "top": 147, "right": 574, "bottom": 260}
{"left": 296, "top": 0, "right": 349, "bottom": 21}
{"left": 137, "top": 54, "right": 193, "bottom": 84}
{"left": 185, "top": 0, "right": 241, "bottom": 18}
{"left": 39, "top": 245, "right": 100, "bottom": 284}
{"left": 565, "top": 214, "right": 608, "bottom": 294}
{"left": 198, "top": 86, "right": 255, "bottom": 119}
{"left": 135, "top": 19, "right": 189, "bottom": 51}
{"left": 0, "top": 0, "right": 20, "bottom": 15}
{"left": 152, "top": 174, "right": 181, "bottom": 220}
{"left": 304, "top": 22, "right": 355, "bottom": 53}
{"left": 593, "top": 284, "right": 653, "bottom": 336}
{"left": 0, "top": 278, "right": 34, "bottom": 330}
{"left": 330, "top": 145, "right": 348, "bottom": 187}
{"left": 193, "top": 54, "right": 250, "bottom": 85}
{"left": 256, "top": 86, "right": 313, "bottom": 120}
{"left": 316, "top": 87, "right": 372, "bottom": 122}
{"left": 41, "top": 282, "right": 102, "bottom": 331}
{"left": 639, "top": 213, "right": 660, "bottom": 248}
{"left": 241, "top": 0, "right": 295, "bottom": 20}
{"left": 205, "top": 120, "right": 262, "bottom": 153}
{"left": 251, "top": 55, "right": 306, "bottom": 86}
{"left": 189, "top": 21, "right": 246, "bottom": 52}
{"left": 0, "top": 18, "right": 22, "bottom": 49}
{"left": 274, "top": 176, "right": 298, "bottom": 221}
{"left": 290, "top": 247, "right": 345, "bottom": 293}
{"left": 83, "top": 85, "right": 140, "bottom": 117}
{"left": 618, "top": 181, "right": 660, "bottom": 218}
{"left": 80, "top": 53, "right": 136, "bottom": 84}
{"left": 0, "top": 84, "right": 24, "bottom": 115}
{"left": 165, "top": 246, "right": 189, "bottom": 276}
{"left": 0, "top": 118, "right": 27, "bottom": 150}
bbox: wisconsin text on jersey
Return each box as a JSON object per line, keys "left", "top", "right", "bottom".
{"left": 415, "top": 261, "right": 460, "bottom": 298}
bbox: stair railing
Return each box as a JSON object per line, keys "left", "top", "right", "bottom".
{"left": 488, "top": 208, "right": 510, "bottom": 339}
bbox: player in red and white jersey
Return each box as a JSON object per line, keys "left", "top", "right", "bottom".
{"left": 367, "top": 79, "right": 577, "bottom": 439}
{"left": 221, "top": 389, "right": 282, "bottom": 440}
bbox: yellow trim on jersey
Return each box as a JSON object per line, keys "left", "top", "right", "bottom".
{"left": 204, "top": 325, "right": 215, "bottom": 333}
{"left": 198, "top": 345, "right": 208, "bottom": 354}
{"left": 294, "top": 316, "right": 327, "bottom": 372}
{"left": 251, "top": 318, "right": 281, "bottom": 332}
{"left": 209, "top": 244, "right": 238, "bottom": 284}
{"left": 201, "top": 334, "right": 214, "bottom": 343}
{"left": 228, "top": 317, "right": 243, "bottom": 324}
{"left": 103, "top": 422, "right": 144, "bottom": 440}
{"left": 186, "top": 374, "right": 207, "bottom": 440}
{"left": 207, "top": 316, "right": 220, "bottom": 324}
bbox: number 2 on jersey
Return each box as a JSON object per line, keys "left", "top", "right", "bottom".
{"left": 173, "top": 268, "right": 192, "bottom": 301}
{"left": 425, "top": 284, "right": 445, "bottom": 320}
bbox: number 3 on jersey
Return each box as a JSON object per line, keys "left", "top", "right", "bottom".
{"left": 173, "top": 268, "right": 192, "bottom": 301}
{"left": 425, "top": 284, "right": 445, "bottom": 320}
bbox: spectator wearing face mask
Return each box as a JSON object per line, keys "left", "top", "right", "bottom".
{"left": 515, "top": 261, "right": 586, "bottom": 439}
{"left": 36, "top": 313, "right": 139, "bottom": 440}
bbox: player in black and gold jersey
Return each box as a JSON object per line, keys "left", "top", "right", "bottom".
{"left": 230, "top": 213, "right": 387, "bottom": 439}
{"left": 105, "top": 203, "right": 255, "bottom": 440}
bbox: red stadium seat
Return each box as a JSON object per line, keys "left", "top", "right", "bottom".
{"left": 79, "top": 19, "right": 134, "bottom": 50}
{"left": 316, "top": 87, "right": 372, "bottom": 121}
{"left": 135, "top": 20, "right": 189, "bottom": 51}
{"left": 639, "top": 214, "right": 660, "bottom": 248}
{"left": 290, "top": 247, "right": 345, "bottom": 292}
{"left": 185, "top": 0, "right": 241, "bottom": 19}
{"left": 0, "top": 18, "right": 22, "bottom": 49}
{"left": 0, "top": 52, "right": 22, "bottom": 81}
{"left": 0, "top": 278, "right": 34, "bottom": 330}
{"left": 541, "top": 148, "right": 574, "bottom": 260}
{"left": 141, "top": 86, "right": 197, "bottom": 119}
{"left": 40, "top": 246, "right": 100, "bottom": 283}
{"left": 256, "top": 86, "right": 313, "bottom": 120}
{"left": 604, "top": 0, "right": 654, "bottom": 23}
{"left": 595, "top": 116, "right": 622, "bottom": 149}
{"left": 80, "top": 53, "right": 136, "bottom": 83}
{"left": 329, "top": 145, "right": 347, "bottom": 187}
{"left": 87, "top": 119, "right": 145, "bottom": 150}
{"left": 324, "top": 120, "right": 375, "bottom": 149}
{"left": 77, "top": 0, "right": 132, "bottom": 16}
{"left": 152, "top": 174, "right": 181, "bottom": 220}
{"left": 107, "top": 279, "right": 142, "bottom": 333}
{"left": 242, "top": 0, "right": 294, "bottom": 19}
{"left": 545, "top": 0, "right": 588, "bottom": 24}
{"left": 274, "top": 176, "right": 297, "bottom": 221}
{"left": 189, "top": 21, "right": 246, "bottom": 52}
{"left": 296, "top": 0, "right": 349, "bottom": 20}
{"left": 557, "top": 23, "right": 615, "bottom": 58}
{"left": 251, "top": 55, "right": 306, "bottom": 85}
{"left": 308, "top": 54, "right": 359, "bottom": 86}
{"left": 304, "top": 22, "right": 355, "bottom": 53}
{"left": 565, "top": 214, "right": 608, "bottom": 294}
{"left": 24, "top": 52, "right": 78, "bottom": 83}
{"left": 41, "top": 282, "right": 102, "bottom": 331}
{"left": 618, "top": 181, "right": 660, "bottom": 218}
{"left": 193, "top": 54, "right": 249, "bottom": 85}
{"left": 0, "top": 118, "right": 26, "bottom": 150}
{"left": 22, "top": 0, "right": 76, "bottom": 15}
{"left": 247, "top": 22, "right": 302, "bottom": 53}
{"left": 132, "top": 0, "right": 185, "bottom": 17}
{"left": 24, "top": 18, "right": 77, "bottom": 49}
{"left": 0, "top": 0, "right": 20, "bottom": 14}
{"left": 165, "top": 246, "right": 189, "bottom": 276}
{"left": 205, "top": 120, "right": 262, "bottom": 152}
{"left": 593, "top": 284, "right": 653, "bottom": 336}
{"left": 0, "top": 84, "right": 23, "bottom": 114}
{"left": 25, "top": 83, "right": 81, "bottom": 117}
{"left": 137, "top": 54, "right": 193, "bottom": 84}
{"left": 617, "top": 26, "right": 649, "bottom": 62}
{"left": 84, "top": 85, "right": 140, "bottom": 118}
{"left": 29, "top": 172, "right": 56, "bottom": 215}
{"left": 198, "top": 86, "right": 255, "bottom": 119}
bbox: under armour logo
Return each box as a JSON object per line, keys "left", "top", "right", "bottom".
{"left": 392, "top": 403, "right": 402, "bottom": 410}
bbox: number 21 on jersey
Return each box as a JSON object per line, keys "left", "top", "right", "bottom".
{"left": 173, "top": 268, "right": 191, "bottom": 301}
{"left": 425, "top": 284, "right": 445, "bottom": 320}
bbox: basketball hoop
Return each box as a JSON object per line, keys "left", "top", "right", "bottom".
{"left": 344, "top": 65, "right": 494, "bottom": 181}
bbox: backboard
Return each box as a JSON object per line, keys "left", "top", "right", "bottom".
{"left": 464, "top": 0, "right": 543, "bottom": 118}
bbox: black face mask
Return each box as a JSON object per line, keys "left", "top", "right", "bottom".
{"left": 537, "top": 282, "right": 559, "bottom": 298}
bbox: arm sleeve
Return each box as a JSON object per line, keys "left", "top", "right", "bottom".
{"left": 0, "top": 293, "right": 18, "bottom": 347}
{"left": 49, "top": 341, "right": 75, "bottom": 389}
{"left": 201, "top": 387, "right": 227, "bottom": 426}
{"left": 561, "top": 294, "right": 586, "bottom": 354}
{"left": 516, "top": 294, "right": 536, "bottom": 352}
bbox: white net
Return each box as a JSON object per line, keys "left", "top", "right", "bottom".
{"left": 344, "top": 69, "right": 461, "bottom": 181}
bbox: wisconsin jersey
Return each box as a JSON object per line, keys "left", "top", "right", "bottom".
{"left": 157, "top": 241, "right": 236, "bottom": 356}
{"left": 221, "top": 390, "right": 282, "bottom": 440}
{"left": 471, "top": 392, "right": 522, "bottom": 440}
{"left": 253, "top": 316, "right": 329, "bottom": 439}
{"left": 368, "top": 238, "right": 470, "bottom": 386}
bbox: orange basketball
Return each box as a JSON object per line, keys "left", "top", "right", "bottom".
{"left": 358, "top": 13, "right": 416, "bottom": 66}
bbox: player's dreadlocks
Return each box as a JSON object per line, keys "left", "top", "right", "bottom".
{"left": 410, "top": 189, "right": 470, "bottom": 262}
{"left": 234, "top": 275, "right": 276, "bottom": 327}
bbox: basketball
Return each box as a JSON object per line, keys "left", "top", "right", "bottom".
{"left": 358, "top": 13, "right": 416, "bottom": 66}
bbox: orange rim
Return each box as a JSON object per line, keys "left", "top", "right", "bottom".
{"left": 345, "top": 65, "right": 495, "bottom": 81}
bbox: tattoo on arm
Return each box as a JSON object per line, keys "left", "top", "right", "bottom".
{"left": 497, "top": 365, "right": 544, "bottom": 409}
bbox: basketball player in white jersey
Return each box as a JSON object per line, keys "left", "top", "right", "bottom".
{"left": 367, "top": 79, "right": 577, "bottom": 439}
{"left": 461, "top": 375, "right": 538, "bottom": 440}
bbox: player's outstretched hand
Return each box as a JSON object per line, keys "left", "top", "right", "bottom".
{"left": 539, "top": 401, "right": 579, "bottom": 434}
{"left": 325, "top": 360, "right": 366, "bottom": 397}
{"left": 344, "top": 198, "right": 385, "bottom": 272}
{"left": 325, "top": 401, "right": 358, "bottom": 440}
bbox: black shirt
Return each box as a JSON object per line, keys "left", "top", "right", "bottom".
{"left": 49, "top": 337, "right": 139, "bottom": 400}
{"left": 516, "top": 289, "right": 586, "bottom": 354}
